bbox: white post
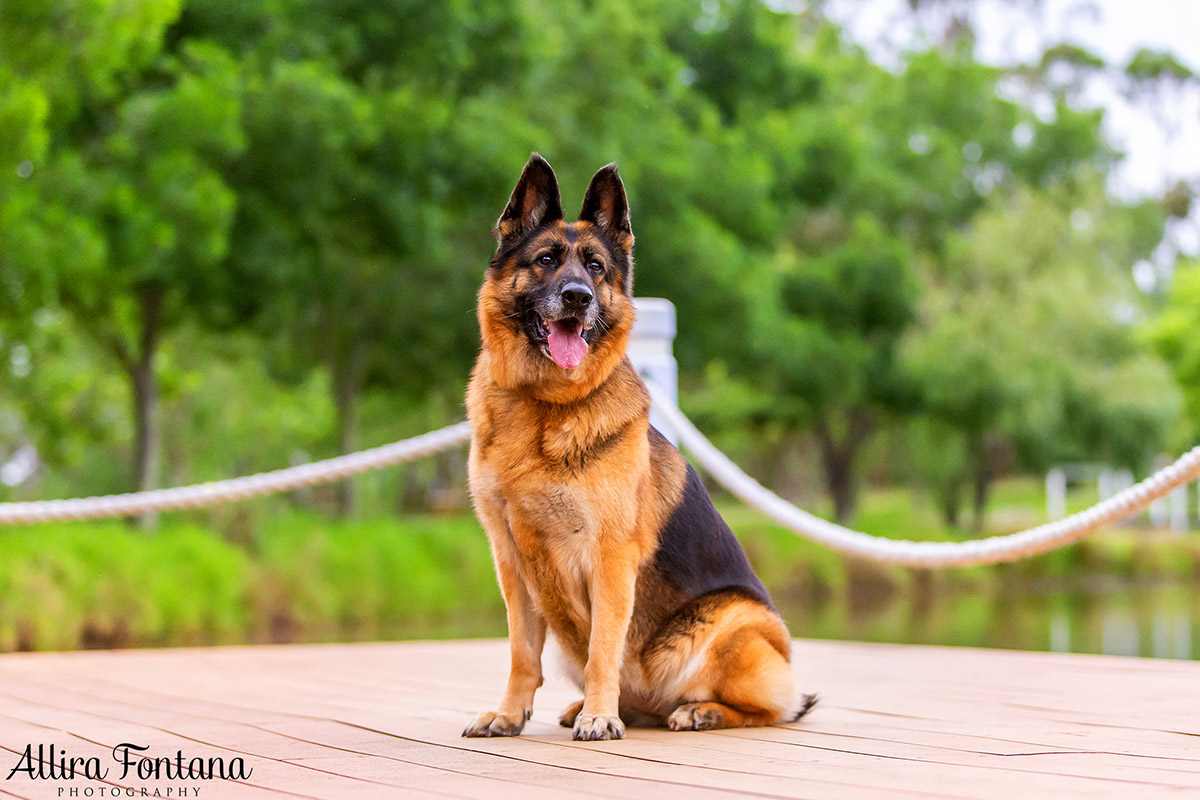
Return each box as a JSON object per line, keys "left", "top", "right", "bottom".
{"left": 1046, "top": 468, "right": 1067, "bottom": 520}
{"left": 1169, "top": 483, "right": 1188, "bottom": 534}
{"left": 1116, "top": 468, "right": 1134, "bottom": 526}
{"left": 1097, "top": 467, "right": 1115, "bottom": 502}
{"left": 1115, "top": 468, "right": 1134, "bottom": 493}
{"left": 629, "top": 298, "right": 679, "bottom": 444}
{"left": 1175, "top": 613, "right": 1191, "bottom": 659}
{"left": 1050, "top": 611, "right": 1070, "bottom": 653}
{"left": 1150, "top": 496, "right": 1169, "bottom": 529}
{"left": 1153, "top": 611, "right": 1171, "bottom": 659}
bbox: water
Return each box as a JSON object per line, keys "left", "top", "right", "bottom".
{"left": 285, "top": 576, "right": 1200, "bottom": 662}
{"left": 777, "top": 579, "right": 1200, "bottom": 660}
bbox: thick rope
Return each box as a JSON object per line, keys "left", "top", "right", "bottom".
{"left": 645, "top": 381, "right": 1200, "bottom": 567}
{"left": 0, "top": 422, "right": 471, "bottom": 524}
{"left": 1, "top": 384, "right": 1197, "bottom": 568}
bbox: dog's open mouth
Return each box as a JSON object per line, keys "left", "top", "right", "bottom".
{"left": 533, "top": 315, "right": 591, "bottom": 369}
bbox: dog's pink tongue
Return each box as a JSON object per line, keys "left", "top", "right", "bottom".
{"left": 547, "top": 319, "right": 588, "bottom": 369}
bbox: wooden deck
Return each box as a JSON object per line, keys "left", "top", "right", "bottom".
{"left": 1, "top": 639, "right": 1197, "bottom": 800}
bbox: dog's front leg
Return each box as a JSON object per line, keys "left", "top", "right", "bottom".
{"left": 575, "top": 542, "right": 638, "bottom": 741}
{"left": 463, "top": 548, "right": 547, "bottom": 737}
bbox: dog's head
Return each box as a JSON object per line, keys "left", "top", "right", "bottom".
{"left": 478, "top": 154, "right": 636, "bottom": 401}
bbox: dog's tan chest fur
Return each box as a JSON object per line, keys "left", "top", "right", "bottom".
{"left": 466, "top": 356, "right": 667, "bottom": 661}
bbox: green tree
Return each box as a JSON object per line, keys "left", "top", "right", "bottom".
{"left": 663, "top": 6, "right": 1111, "bottom": 521}
{"left": 751, "top": 218, "right": 919, "bottom": 521}
{"left": 1148, "top": 261, "right": 1200, "bottom": 441}
{"left": 908, "top": 182, "right": 1180, "bottom": 529}
{"left": 1, "top": 3, "right": 247, "bottom": 505}
{"left": 0, "top": 310, "right": 127, "bottom": 498}
{"left": 48, "top": 43, "right": 244, "bottom": 498}
{"left": 175, "top": 0, "right": 537, "bottom": 514}
{"left": 1, "top": 0, "right": 1188, "bottom": 529}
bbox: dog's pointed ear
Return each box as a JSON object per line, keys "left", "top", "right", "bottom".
{"left": 496, "top": 153, "right": 563, "bottom": 240}
{"left": 579, "top": 163, "right": 632, "bottom": 238}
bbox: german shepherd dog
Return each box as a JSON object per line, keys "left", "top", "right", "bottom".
{"left": 464, "top": 154, "right": 815, "bottom": 741}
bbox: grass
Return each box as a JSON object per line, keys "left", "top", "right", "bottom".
{"left": 0, "top": 477, "right": 1196, "bottom": 653}
{"left": 0, "top": 511, "right": 504, "bottom": 652}
{"left": 0, "top": 521, "right": 252, "bottom": 651}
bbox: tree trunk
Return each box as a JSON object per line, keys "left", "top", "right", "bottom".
{"left": 970, "top": 438, "right": 994, "bottom": 533}
{"left": 399, "top": 461, "right": 427, "bottom": 513}
{"left": 131, "top": 360, "right": 160, "bottom": 495}
{"left": 937, "top": 480, "right": 963, "bottom": 529}
{"left": 331, "top": 341, "right": 366, "bottom": 517}
{"left": 814, "top": 409, "right": 874, "bottom": 524}
{"left": 825, "top": 449, "right": 857, "bottom": 523}
{"left": 129, "top": 285, "right": 165, "bottom": 530}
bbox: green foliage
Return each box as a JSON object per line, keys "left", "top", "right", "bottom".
{"left": 0, "top": 512, "right": 505, "bottom": 651}
{"left": 0, "top": 309, "right": 126, "bottom": 482}
{"left": 1148, "top": 261, "right": 1200, "bottom": 442}
{"left": 161, "top": 329, "right": 337, "bottom": 481}
{"left": 0, "top": 0, "right": 182, "bottom": 118}
{"left": 0, "top": 0, "right": 1189, "bottom": 534}
{"left": 904, "top": 180, "right": 1180, "bottom": 524}
{"left": 0, "top": 520, "right": 249, "bottom": 650}
{"left": 253, "top": 512, "right": 502, "bottom": 634}
{"left": 765, "top": 217, "right": 918, "bottom": 412}
{"left": 56, "top": 41, "right": 244, "bottom": 301}
{"left": 1125, "top": 48, "right": 1195, "bottom": 85}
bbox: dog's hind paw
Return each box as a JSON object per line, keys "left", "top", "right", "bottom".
{"left": 573, "top": 713, "right": 625, "bottom": 741}
{"left": 667, "top": 702, "right": 723, "bottom": 731}
{"left": 559, "top": 699, "right": 584, "bottom": 728}
{"left": 462, "top": 710, "right": 528, "bottom": 738}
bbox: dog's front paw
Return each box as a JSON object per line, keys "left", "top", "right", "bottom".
{"left": 572, "top": 713, "right": 625, "bottom": 741}
{"left": 462, "top": 710, "right": 528, "bottom": 738}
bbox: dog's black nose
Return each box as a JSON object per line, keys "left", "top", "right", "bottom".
{"left": 561, "top": 282, "right": 593, "bottom": 310}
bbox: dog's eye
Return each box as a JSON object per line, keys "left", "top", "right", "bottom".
{"left": 587, "top": 259, "right": 603, "bottom": 274}
{"left": 538, "top": 254, "right": 554, "bottom": 266}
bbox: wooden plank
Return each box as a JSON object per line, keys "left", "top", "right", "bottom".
{"left": 1, "top": 639, "right": 1197, "bottom": 799}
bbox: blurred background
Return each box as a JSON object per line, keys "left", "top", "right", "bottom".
{"left": 1, "top": 0, "right": 1198, "bottom": 658}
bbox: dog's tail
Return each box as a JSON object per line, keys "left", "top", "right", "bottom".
{"left": 790, "top": 693, "right": 819, "bottom": 723}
